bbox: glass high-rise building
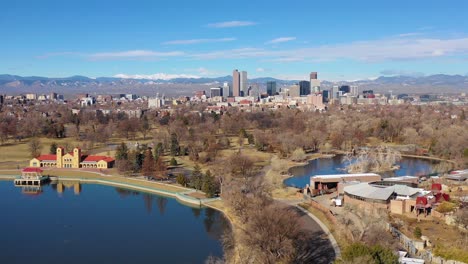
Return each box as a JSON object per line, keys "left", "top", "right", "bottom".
{"left": 266, "top": 81, "right": 277, "bottom": 96}
{"left": 240, "top": 71, "right": 248, "bottom": 97}
{"left": 299, "top": 80, "right": 311, "bottom": 96}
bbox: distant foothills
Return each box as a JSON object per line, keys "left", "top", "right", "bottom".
{"left": 1, "top": 73, "right": 467, "bottom": 96}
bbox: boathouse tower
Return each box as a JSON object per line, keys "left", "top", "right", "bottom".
{"left": 56, "top": 147, "right": 64, "bottom": 168}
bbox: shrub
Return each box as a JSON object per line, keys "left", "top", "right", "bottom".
{"left": 436, "top": 201, "right": 457, "bottom": 214}
{"left": 176, "top": 173, "right": 187, "bottom": 187}
{"left": 170, "top": 157, "right": 178, "bottom": 166}
{"left": 342, "top": 242, "right": 398, "bottom": 264}
{"left": 413, "top": 227, "right": 422, "bottom": 239}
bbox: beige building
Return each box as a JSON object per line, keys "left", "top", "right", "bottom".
{"left": 30, "top": 147, "right": 114, "bottom": 169}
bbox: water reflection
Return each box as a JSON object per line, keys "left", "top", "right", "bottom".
{"left": 51, "top": 182, "right": 83, "bottom": 195}
{"left": 2, "top": 182, "right": 226, "bottom": 264}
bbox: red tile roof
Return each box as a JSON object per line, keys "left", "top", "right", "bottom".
{"left": 431, "top": 183, "right": 442, "bottom": 191}
{"left": 82, "top": 155, "right": 114, "bottom": 163}
{"left": 36, "top": 154, "right": 57, "bottom": 161}
{"left": 22, "top": 167, "right": 43, "bottom": 173}
{"left": 416, "top": 196, "right": 428, "bottom": 205}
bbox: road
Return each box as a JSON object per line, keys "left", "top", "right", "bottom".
{"left": 276, "top": 199, "right": 337, "bottom": 264}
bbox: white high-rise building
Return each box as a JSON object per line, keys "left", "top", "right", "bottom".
{"left": 222, "top": 82, "right": 231, "bottom": 98}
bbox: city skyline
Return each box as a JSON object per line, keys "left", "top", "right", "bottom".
{"left": 2, "top": 0, "right": 468, "bottom": 81}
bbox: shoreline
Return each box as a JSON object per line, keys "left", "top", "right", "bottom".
{"left": 0, "top": 170, "right": 219, "bottom": 208}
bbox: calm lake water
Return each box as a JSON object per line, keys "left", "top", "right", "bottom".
{"left": 284, "top": 155, "right": 437, "bottom": 188}
{"left": 0, "top": 181, "right": 227, "bottom": 264}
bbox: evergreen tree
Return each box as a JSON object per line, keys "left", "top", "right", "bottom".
{"left": 202, "top": 170, "right": 217, "bottom": 198}
{"left": 190, "top": 164, "right": 203, "bottom": 190}
{"left": 176, "top": 173, "right": 188, "bottom": 186}
{"left": 129, "top": 150, "right": 144, "bottom": 172}
{"left": 50, "top": 142, "right": 58, "bottom": 154}
{"left": 142, "top": 149, "right": 155, "bottom": 178}
{"left": 140, "top": 115, "right": 150, "bottom": 140}
{"left": 170, "top": 157, "right": 178, "bottom": 166}
{"left": 115, "top": 142, "right": 129, "bottom": 160}
{"left": 247, "top": 133, "right": 255, "bottom": 145}
{"left": 170, "top": 133, "right": 180, "bottom": 156}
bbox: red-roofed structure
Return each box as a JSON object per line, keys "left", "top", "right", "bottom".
{"left": 30, "top": 147, "right": 114, "bottom": 169}
{"left": 416, "top": 196, "right": 428, "bottom": 206}
{"left": 434, "top": 193, "right": 450, "bottom": 203}
{"left": 36, "top": 154, "right": 57, "bottom": 161}
{"left": 22, "top": 167, "right": 43, "bottom": 173}
{"left": 431, "top": 183, "right": 442, "bottom": 192}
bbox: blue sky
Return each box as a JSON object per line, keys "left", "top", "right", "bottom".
{"left": 2, "top": 0, "right": 468, "bottom": 80}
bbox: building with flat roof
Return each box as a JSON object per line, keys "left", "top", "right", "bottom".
{"left": 299, "top": 81, "right": 311, "bottom": 96}
{"left": 266, "top": 81, "right": 277, "bottom": 96}
{"left": 232, "top": 69, "right": 240, "bottom": 97}
{"left": 210, "top": 87, "right": 222, "bottom": 98}
{"left": 288, "top": 84, "right": 300, "bottom": 97}
{"left": 240, "top": 71, "right": 248, "bottom": 96}
{"left": 310, "top": 173, "right": 381, "bottom": 195}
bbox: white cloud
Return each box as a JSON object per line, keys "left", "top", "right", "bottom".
{"left": 397, "top": 32, "right": 422, "bottom": 37}
{"left": 88, "top": 50, "right": 184, "bottom": 60}
{"left": 163, "top": 38, "right": 236, "bottom": 45}
{"left": 36, "top": 52, "right": 79, "bottom": 59}
{"left": 38, "top": 36, "right": 468, "bottom": 63}
{"left": 114, "top": 73, "right": 200, "bottom": 80}
{"left": 207, "top": 21, "right": 256, "bottom": 28}
{"left": 266, "top": 37, "right": 296, "bottom": 44}
{"left": 189, "top": 37, "right": 468, "bottom": 62}
{"left": 256, "top": 68, "right": 265, "bottom": 72}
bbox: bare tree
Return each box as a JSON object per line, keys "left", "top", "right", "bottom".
{"left": 28, "top": 138, "right": 42, "bottom": 158}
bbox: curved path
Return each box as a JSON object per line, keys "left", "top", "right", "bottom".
{"left": 276, "top": 200, "right": 337, "bottom": 264}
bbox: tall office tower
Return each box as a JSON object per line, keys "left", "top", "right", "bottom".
{"left": 299, "top": 80, "right": 311, "bottom": 96}
{"left": 339, "top": 85, "right": 350, "bottom": 94}
{"left": 351, "top": 86, "right": 359, "bottom": 96}
{"left": 210, "top": 87, "right": 222, "bottom": 97}
{"left": 310, "top": 72, "right": 318, "bottom": 80}
{"left": 266, "top": 81, "right": 277, "bottom": 96}
{"left": 222, "top": 82, "right": 231, "bottom": 98}
{"left": 240, "top": 71, "right": 248, "bottom": 96}
{"left": 232, "top": 69, "right": 240, "bottom": 97}
{"left": 288, "top": 84, "right": 300, "bottom": 97}
{"left": 331, "top": 85, "right": 339, "bottom": 99}
{"left": 310, "top": 72, "right": 320, "bottom": 93}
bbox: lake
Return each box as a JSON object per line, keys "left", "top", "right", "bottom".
{"left": 284, "top": 155, "right": 438, "bottom": 188}
{"left": 0, "top": 181, "right": 227, "bottom": 264}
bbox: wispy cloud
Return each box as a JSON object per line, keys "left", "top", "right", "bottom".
{"left": 189, "top": 36, "right": 468, "bottom": 62}
{"left": 88, "top": 50, "right": 184, "bottom": 60}
{"left": 114, "top": 73, "right": 200, "bottom": 80}
{"left": 206, "top": 21, "right": 256, "bottom": 28}
{"left": 397, "top": 32, "right": 422, "bottom": 37}
{"left": 36, "top": 52, "right": 79, "bottom": 59}
{"left": 37, "top": 36, "right": 468, "bottom": 63}
{"left": 162, "top": 37, "right": 236, "bottom": 45}
{"left": 266, "top": 37, "right": 296, "bottom": 44}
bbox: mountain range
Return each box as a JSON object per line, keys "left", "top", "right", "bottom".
{"left": 1, "top": 74, "right": 467, "bottom": 96}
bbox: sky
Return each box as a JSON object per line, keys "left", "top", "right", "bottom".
{"left": 2, "top": 0, "right": 468, "bottom": 81}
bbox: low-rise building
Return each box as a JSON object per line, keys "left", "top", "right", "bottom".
{"left": 30, "top": 147, "right": 114, "bottom": 169}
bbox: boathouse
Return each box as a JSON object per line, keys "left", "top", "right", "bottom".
{"left": 29, "top": 147, "right": 115, "bottom": 169}
{"left": 14, "top": 167, "right": 49, "bottom": 186}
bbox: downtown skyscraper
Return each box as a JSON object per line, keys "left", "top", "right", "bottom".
{"left": 232, "top": 69, "right": 248, "bottom": 97}
{"left": 232, "top": 69, "right": 240, "bottom": 97}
